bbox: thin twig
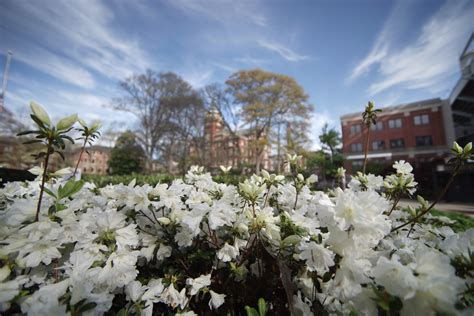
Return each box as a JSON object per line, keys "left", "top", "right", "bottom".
{"left": 73, "top": 136, "right": 88, "bottom": 177}
{"left": 387, "top": 195, "right": 401, "bottom": 216}
{"left": 36, "top": 147, "right": 51, "bottom": 221}
{"left": 391, "top": 164, "right": 461, "bottom": 233}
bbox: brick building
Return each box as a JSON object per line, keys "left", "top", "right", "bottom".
{"left": 68, "top": 145, "right": 110, "bottom": 175}
{"left": 341, "top": 98, "right": 452, "bottom": 174}
{"left": 201, "top": 107, "right": 272, "bottom": 171}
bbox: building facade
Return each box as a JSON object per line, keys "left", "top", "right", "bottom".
{"left": 202, "top": 108, "right": 272, "bottom": 171}
{"left": 67, "top": 146, "right": 110, "bottom": 175}
{"left": 341, "top": 98, "right": 452, "bottom": 174}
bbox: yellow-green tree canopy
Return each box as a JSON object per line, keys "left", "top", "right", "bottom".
{"left": 226, "top": 69, "right": 314, "bottom": 172}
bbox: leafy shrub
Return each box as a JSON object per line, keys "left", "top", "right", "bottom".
{"left": 1, "top": 161, "right": 474, "bottom": 315}
{"left": 3, "top": 102, "right": 473, "bottom": 315}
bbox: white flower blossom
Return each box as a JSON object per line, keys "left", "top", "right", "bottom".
{"left": 208, "top": 290, "right": 225, "bottom": 310}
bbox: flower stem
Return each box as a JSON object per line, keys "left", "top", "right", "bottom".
{"left": 391, "top": 163, "right": 461, "bottom": 233}
{"left": 36, "top": 147, "right": 51, "bottom": 222}
{"left": 293, "top": 190, "right": 299, "bottom": 210}
{"left": 387, "top": 195, "right": 401, "bottom": 216}
{"left": 362, "top": 125, "right": 370, "bottom": 174}
{"left": 263, "top": 185, "right": 271, "bottom": 207}
{"left": 73, "top": 136, "right": 88, "bottom": 177}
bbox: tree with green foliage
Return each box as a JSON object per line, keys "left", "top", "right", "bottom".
{"left": 362, "top": 101, "right": 382, "bottom": 174}
{"left": 319, "top": 123, "right": 341, "bottom": 162}
{"left": 226, "top": 69, "right": 313, "bottom": 173}
{"left": 305, "top": 150, "right": 344, "bottom": 182}
{"left": 108, "top": 131, "right": 145, "bottom": 175}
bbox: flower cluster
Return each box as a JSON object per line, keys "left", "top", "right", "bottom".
{"left": 0, "top": 161, "right": 472, "bottom": 315}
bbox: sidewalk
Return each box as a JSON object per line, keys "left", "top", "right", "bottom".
{"left": 399, "top": 199, "right": 474, "bottom": 215}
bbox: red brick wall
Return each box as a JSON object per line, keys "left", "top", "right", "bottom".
{"left": 342, "top": 108, "right": 447, "bottom": 155}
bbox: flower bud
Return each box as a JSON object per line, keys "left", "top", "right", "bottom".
{"left": 464, "top": 142, "right": 472, "bottom": 154}
{"left": 453, "top": 142, "right": 463, "bottom": 154}
{"left": 56, "top": 114, "right": 78, "bottom": 130}
{"left": 30, "top": 101, "right": 52, "bottom": 126}
{"left": 157, "top": 217, "right": 171, "bottom": 225}
{"left": 0, "top": 265, "right": 11, "bottom": 282}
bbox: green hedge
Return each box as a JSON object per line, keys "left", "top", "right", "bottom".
{"left": 82, "top": 174, "right": 176, "bottom": 187}
{"left": 82, "top": 173, "right": 248, "bottom": 188}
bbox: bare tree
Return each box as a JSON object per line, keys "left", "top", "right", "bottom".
{"left": 112, "top": 70, "right": 203, "bottom": 173}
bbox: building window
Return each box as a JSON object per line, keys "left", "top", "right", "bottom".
{"left": 370, "top": 121, "right": 383, "bottom": 131}
{"left": 350, "top": 124, "right": 361, "bottom": 134}
{"left": 388, "top": 118, "right": 402, "bottom": 129}
{"left": 351, "top": 143, "right": 363, "bottom": 152}
{"left": 372, "top": 140, "right": 385, "bottom": 150}
{"left": 390, "top": 138, "right": 405, "bottom": 149}
{"left": 413, "top": 114, "right": 429, "bottom": 125}
{"left": 416, "top": 135, "right": 433, "bottom": 147}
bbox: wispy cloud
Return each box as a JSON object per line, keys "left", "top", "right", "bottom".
{"left": 310, "top": 111, "right": 337, "bottom": 150}
{"left": 181, "top": 69, "right": 214, "bottom": 88}
{"left": 348, "top": 0, "right": 474, "bottom": 95}
{"left": 258, "top": 40, "right": 309, "bottom": 62}
{"left": 168, "top": 0, "right": 266, "bottom": 27}
{"left": 0, "top": 0, "right": 152, "bottom": 89}
{"left": 234, "top": 55, "right": 270, "bottom": 66}
{"left": 211, "top": 62, "right": 237, "bottom": 73}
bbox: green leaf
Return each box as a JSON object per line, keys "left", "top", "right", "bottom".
{"left": 43, "top": 187, "right": 57, "bottom": 199}
{"left": 244, "top": 306, "right": 259, "bottom": 316}
{"left": 17, "top": 130, "right": 40, "bottom": 136}
{"left": 258, "top": 298, "right": 267, "bottom": 316}
{"left": 282, "top": 235, "right": 301, "bottom": 247}
{"left": 58, "top": 180, "right": 84, "bottom": 200}
{"left": 116, "top": 308, "right": 128, "bottom": 316}
{"left": 76, "top": 302, "right": 97, "bottom": 313}
{"left": 55, "top": 151, "right": 65, "bottom": 161}
{"left": 23, "top": 139, "right": 43, "bottom": 145}
{"left": 61, "top": 135, "right": 75, "bottom": 144}
{"left": 30, "top": 114, "right": 47, "bottom": 129}
{"left": 56, "top": 114, "right": 78, "bottom": 130}
{"left": 56, "top": 204, "right": 67, "bottom": 212}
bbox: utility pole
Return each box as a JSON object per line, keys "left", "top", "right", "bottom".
{"left": 0, "top": 51, "right": 13, "bottom": 112}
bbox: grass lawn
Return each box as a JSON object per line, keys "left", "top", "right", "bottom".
{"left": 430, "top": 209, "right": 474, "bottom": 232}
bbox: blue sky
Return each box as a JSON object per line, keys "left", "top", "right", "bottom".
{"left": 1, "top": 0, "right": 473, "bottom": 148}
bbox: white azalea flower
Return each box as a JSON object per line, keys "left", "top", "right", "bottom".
{"left": 217, "top": 243, "right": 239, "bottom": 262}
{"left": 393, "top": 160, "right": 413, "bottom": 175}
{"left": 208, "top": 290, "right": 225, "bottom": 310}
{"left": 186, "top": 274, "right": 211, "bottom": 296}
{"left": 297, "top": 241, "right": 335, "bottom": 274}
{"left": 373, "top": 256, "right": 418, "bottom": 299}
{"left": 160, "top": 284, "right": 188, "bottom": 309}
{"left": 126, "top": 280, "right": 145, "bottom": 302}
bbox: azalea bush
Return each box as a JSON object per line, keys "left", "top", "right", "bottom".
{"left": 1, "top": 103, "right": 474, "bottom": 315}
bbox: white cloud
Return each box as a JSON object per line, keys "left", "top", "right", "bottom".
{"left": 309, "top": 111, "right": 338, "bottom": 151}
{"left": 211, "top": 63, "right": 237, "bottom": 73}
{"left": 181, "top": 69, "right": 214, "bottom": 88}
{"left": 348, "top": 0, "right": 474, "bottom": 95}
{"left": 0, "top": 0, "right": 152, "bottom": 89}
{"left": 258, "top": 40, "right": 309, "bottom": 62}
{"left": 234, "top": 56, "right": 270, "bottom": 66}
{"left": 168, "top": 0, "right": 266, "bottom": 27}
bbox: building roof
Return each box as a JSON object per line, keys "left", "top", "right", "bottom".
{"left": 340, "top": 98, "right": 446, "bottom": 122}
